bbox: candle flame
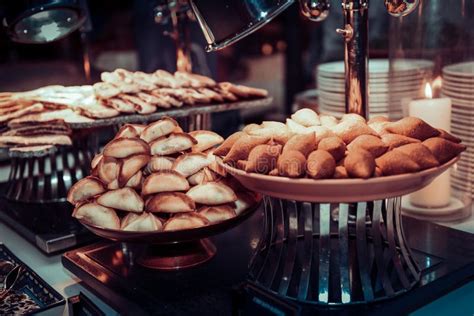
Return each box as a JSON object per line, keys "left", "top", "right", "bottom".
{"left": 424, "top": 83, "right": 433, "bottom": 99}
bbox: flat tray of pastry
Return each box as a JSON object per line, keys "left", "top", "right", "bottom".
{"left": 215, "top": 109, "right": 466, "bottom": 203}
{"left": 67, "top": 117, "right": 261, "bottom": 243}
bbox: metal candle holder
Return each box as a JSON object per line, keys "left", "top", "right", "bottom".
{"left": 248, "top": 196, "right": 421, "bottom": 305}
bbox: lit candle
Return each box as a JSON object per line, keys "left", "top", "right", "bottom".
{"left": 408, "top": 83, "right": 452, "bottom": 208}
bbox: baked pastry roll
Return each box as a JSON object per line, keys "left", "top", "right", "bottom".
{"left": 223, "top": 134, "right": 269, "bottom": 163}
{"left": 381, "top": 133, "right": 420, "bottom": 151}
{"left": 146, "top": 192, "right": 195, "bottom": 213}
{"left": 121, "top": 212, "right": 163, "bottom": 232}
{"left": 140, "top": 117, "right": 179, "bottom": 143}
{"left": 277, "top": 150, "right": 306, "bottom": 178}
{"left": 385, "top": 117, "right": 440, "bottom": 141}
{"left": 423, "top": 137, "right": 466, "bottom": 164}
{"left": 347, "top": 135, "right": 388, "bottom": 158}
{"left": 67, "top": 176, "right": 105, "bottom": 205}
{"left": 103, "top": 137, "right": 150, "bottom": 158}
{"left": 142, "top": 170, "right": 189, "bottom": 195}
{"left": 214, "top": 131, "right": 246, "bottom": 156}
{"left": 97, "top": 156, "right": 121, "bottom": 189}
{"left": 150, "top": 133, "right": 197, "bottom": 155}
{"left": 344, "top": 149, "right": 375, "bottom": 179}
{"left": 73, "top": 202, "right": 120, "bottom": 230}
{"left": 318, "top": 136, "right": 346, "bottom": 161}
{"left": 306, "top": 150, "right": 336, "bottom": 179}
{"left": 97, "top": 187, "right": 144, "bottom": 213}
{"left": 246, "top": 144, "right": 281, "bottom": 174}
{"left": 375, "top": 151, "right": 420, "bottom": 176}
{"left": 189, "top": 130, "right": 224, "bottom": 153}
{"left": 394, "top": 143, "right": 439, "bottom": 169}
{"left": 198, "top": 205, "right": 236, "bottom": 223}
{"left": 283, "top": 133, "right": 317, "bottom": 158}
{"left": 186, "top": 182, "right": 237, "bottom": 205}
{"left": 172, "top": 153, "right": 211, "bottom": 177}
{"left": 119, "top": 154, "right": 150, "bottom": 186}
{"left": 163, "top": 213, "right": 209, "bottom": 232}
{"left": 146, "top": 156, "right": 175, "bottom": 173}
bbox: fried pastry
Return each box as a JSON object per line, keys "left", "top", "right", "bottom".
{"left": 381, "top": 133, "right": 420, "bottom": 151}
{"left": 395, "top": 143, "right": 439, "bottom": 169}
{"left": 347, "top": 135, "right": 388, "bottom": 158}
{"left": 142, "top": 170, "right": 189, "bottom": 195}
{"left": 317, "top": 136, "right": 346, "bottom": 161}
{"left": 97, "top": 156, "right": 121, "bottom": 186}
{"left": 375, "top": 151, "right": 420, "bottom": 176}
{"left": 103, "top": 137, "right": 150, "bottom": 158}
{"left": 189, "top": 130, "right": 224, "bottom": 152}
{"left": 344, "top": 149, "right": 375, "bottom": 179}
{"left": 119, "top": 154, "right": 150, "bottom": 186}
{"left": 248, "top": 126, "right": 291, "bottom": 145}
{"left": 385, "top": 117, "right": 440, "bottom": 140}
{"left": 214, "top": 131, "right": 245, "bottom": 156}
{"left": 291, "top": 108, "right": 320, "bottom": 127}
{"left": 140, "top": 117, "right": 179, "bottom": 142}
{"left": 146, "top": 192, "right": 195, "bottom": 213}
{"left": 121, "top": 212, "right": 163, "bottom": 232}
{"left": 423, "top": 137, "right": 466, "bottom": 164}
{"left": 67, "top": 176, "right": 105, "bottom": 205}
{"left": 97, "top": 187, "right": 144, "bottom": 213}
{"left": 187, "top": 168, "right": 218, "bottom": 185}
{"left": 73, "top": 202, "right": 120, "bottom": 230}
{"left": 331, "top": 120, "right": 377, "bottom": 144}
{"left": 115, "top": 124, "right": 140, "bottom": 138}
{"left": 306, "top": 150, "right": 336, "bottom": 179}
{"left": 283, "top": 133, "right": 316, "bottom": 157}
{"left": 172, "top": 153, "right": 211, "bottom": 177}
{"left": 198, "top": 205, "right": 236, "bottom": 223}
{"left": 277, "top": 150, "right": 306, "bottom": 178}
{"left": 245, "top": 143, "right": 281, "bottom": 174}
{"left": 146, "top": 156, "right": 175, "bottom": 173}
{"left": 223, "top": 134, "right": 269, "bottom": 164}
{"left": 150, "top": 133, "right": 197, "bottom": 155}
{"left": 186, "top": 182, "right": 237, "bottom": 205}
{"left": 163, "top": 213, "right": 209, "bottom": 231}
{"left": 125, "top": 171, "right": 143, "bottom": 189}
{"left": 437, "top": 129, "right": 462, "bottom": 143}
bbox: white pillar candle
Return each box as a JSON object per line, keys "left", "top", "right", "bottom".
{"left": 408, "top": 84, "right": 452, "bottom": 208}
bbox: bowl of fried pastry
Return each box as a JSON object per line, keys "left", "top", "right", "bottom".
{"left": 67, "top": 117, "right": 261, "bottom": 243}
{"left": 217, "top": 109, "right": 466, "bottom": 202}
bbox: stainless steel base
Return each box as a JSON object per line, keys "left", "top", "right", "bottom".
{"left": 249, "top": 196, "right": 421, "bottom": 305}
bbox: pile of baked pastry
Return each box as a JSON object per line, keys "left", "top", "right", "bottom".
{"left": 67, "top": 117, "right": 258, "bottom": 232}
{"left": 217, "top": 108, "right": 466, "bottom": 179}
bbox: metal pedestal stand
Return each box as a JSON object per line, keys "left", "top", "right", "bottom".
{"left": 249, "top": 197, "right": 421, "bottom": 305}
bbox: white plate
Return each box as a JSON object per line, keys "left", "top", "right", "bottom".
{"left": 443, "top": 61, "right": 474, "bottom": 78}
{"left": 442, "top": 74, "right": 474, "bottom": 84}
{"left": 442, "top": 94, "right": 474, "bottom": 107}
{"left": 443, "top": 82, "right": 474, "bottom": 94}
{"left": 441, "top": 89, "right": 474, "bottom": 101}
{"left": 317, "top": 75, "right": 427, "bottom": 87}
{"left": 318, "top": 82, "right": 423, "bottom": 94}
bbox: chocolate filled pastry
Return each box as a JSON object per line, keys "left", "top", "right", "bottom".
{"left": 140, "top": 117, "right": 179, "bottom": 143}
{"left": 172, "top": 153, "right": 211, "bottom": 177}
{"left": 317, "top": 136, "right": 346, "bottom": 161}
{"left": 146, "top": 192, "right": 195, "bottom": 213}
{"left": 189, "top": 130, "right": 224, "bottom": 152}
{"left": 119, "top": 154, "right": 150, "bottom": 186}
{"left": 214, "top": 131, "right": 245, "bottom": 156}
{"left": 150, "top": 133, "right": 197, "bottom": 156}
{"left": 395, "top": 143, "right": 439, "bottom": 169}
{"left": 163, "top": 213, "right": 209, "bottom": 232}
{"left": 186, "top": 182, "right": 237, "bottom": 205}
{"left": 331, "top": 120, "right": 377, "bottom": 144}
{"left": 437, "top": 129, "right": 462, "bottom": 143}
{"left": 142, "top": 170, "right": 190, "bottom": 195}
{"left": 245, "top": 143, "right": 281, "bottom": 174}
{"left": 97, "top": 187, "right": 144, "bottom": 213}
{"left": 306, "top": 150, "right": 336, "bottom": 179}
{"left": 381, "top": 133, "right": 420, "bottom": 151}
{"left": 375, "top": 151, "right": 420, "bottom": 176}
{"left": 385, "top": 117, "right": 440, "bottom": 140}
{"left": 121, "top": 212, "right": 163, "bottom": 232}
{"left": 291, "top": 108, "right": 320, "bottom": 127}
{"left": 283, "top": 133, "right": 317, "bottom": 158}
{"left": 223, "top": 134, "right": 270, "bottom": 164}
{"left": 423, "top": 137, "right": 466, "bottom": 164}
{"left": 73, "top": 202, "right": 120, "bottom": 230}
{"left": 67, "top": 176, "right": 105, "bottom": 205}
{"left": 103, "top": 137, "right": 150, "bottom": 158}
{"left": 198, "top": 205, "right": 237, "bottom": 223}
{"left": 344, "top": 149, "right": 375, "bottom": 179}
{"left": 277, "top": 150, "right": 306, "bottom": 178}
{"left": 347, "top": 135, "right": 388, "bottom": 158}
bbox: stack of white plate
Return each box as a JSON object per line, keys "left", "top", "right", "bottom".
{"left": 442, "top": 61, "right": 474, "bottom": 198}
{"left": 317, "top": 59, "right": 433, "bottom": 118}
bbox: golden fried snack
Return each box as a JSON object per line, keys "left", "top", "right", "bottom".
{"left": 189, "top": 130, "right": 224, "bottom": 152}
{"left": 125, "top": 171, "right": 142, "bottom": 189}
{"left": 381, "top": 133, "right": 421, "bottom": 151}
{"left": 385, "top": 117, "right": 440, "bottom": 140}
{"left": 344, "top": 149, "right": 375, "bottom": 179}
{"left": 395, "top": 143, "right": 439, "bottom": 169}
{"left": 347, "top": 135, "right": 388, "bottom": 158}
{"left": 214, "top": 131, "right": 245, "bottom": 156}
{"left": 198, "top": 205, "right": 236, "bottom": 223}
{"left": 146, "top": 156, "right": 175, "bottom": 173}
{"left": 375, "top": 151, "right": 420, "bottom": 176}
{"left": 142, "top": 170, "right": 190, "bottom": 195}
{"left": 119, "top": 154, "right": 150, "bottom": 186}
{"left": 186, "top": 182, "right": 237, "bottom": 205}
{"left": 97, "top": 187, "right": 144, "bottom": 213}
{"left": 223, "top": 134, "right": 269, "bottom": 164}
{"left": 163, "top": 213, "right": 209, "bottom": 231}
{"left": 73, "top": 202, "right": 120, "bottom": 230}
{"left": 103, "top": 137, "right": 150, "bottom": 158}
{"left": 283, "top": 133, "right": 316, "bottom": 157}
{"left": 331, "top": 120, "right": 377, "bottom": 144}
{"left": 146, "top": 192, "right": 195, "bottom": 213}
{"left": 423, "top": 137, "right": 466, "bottom": 164}
{"left": 277, "top": 150, "right": 306, "bottom": 178}
{"left": 172, "top": 153, "right": 211, "bottom": 177}
{"left": 291, "top": 108, "right": 320, "bottom": 127}
{"left": 140, "top": 117, "right": 179, "bottom": 143}
{"left": 245, "top": 144, "right": 281, "bottom": 174}
{"left": 333, "top": 165, "right": 349, "bottom": 179}
{"left": 121, "top": 212, "right": 163, "bottom": 232}
{"left": 67, "top": 176, "right": 105, "bottom": 205}
{"left": 97, "top": 156, "right": 121, "bottom": 188}
{"left": 150, "top": 133, "right": 197, "bottom": 155}
{"left": 306, "top": 150, "right": 336, "bottom": 179}
{"left": 317, "top": 136, "right": 346, "bottom": 161}
{"left": 437, "top": 129, "right": 462, "bottom": 143}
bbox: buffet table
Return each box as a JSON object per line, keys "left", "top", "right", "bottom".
{"left": 1, "top": 206, "right": 473, "bottom": 315}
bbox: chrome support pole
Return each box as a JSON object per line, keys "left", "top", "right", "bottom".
{"left": 338, "top": 0, "right": 369, "bottom": 118}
